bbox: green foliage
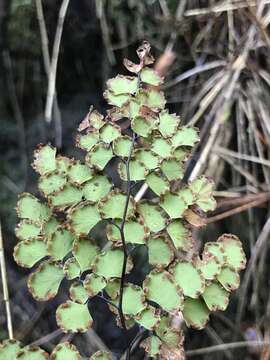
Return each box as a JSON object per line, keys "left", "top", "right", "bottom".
{"left": 143, "top": 270, "right": 184, "bottom": 313}
{"left": 137, "top": 202, "right": 166, "bottom": 233}
{"left": 16, "top": 345, "right": 49, "bottom": 359}
{"left": 56, "top": 300, "right": 93, "bottom": 333}
{"left": 0, "top": 340, "right": 83, "bottom": 360}
{"left": 11, "top": 42, "right": 246, "bottom": 358}
{"left": 83, "top": 273, "right": 107, "bottom": 297}
{"left": 69, "top": 281, "right": 88, "bottom": 304}
{"left": 63, "top": 257, "right": 81, "bottom": 280}
{"left": 90, "top": 351, "right": 113, "bottom": 360}
{"left": 116, "top": 283, "right": 146, "bottom": 316}
{"left": 140, "top": 336, "right": 162, "bottom": 357}
{"left": 135, "top": 305, "right": 160, "bottom": 330}
{"left": 72, "top": 237, "right": 99, "bottom": 272}
{"left": 146, "top": 171, "right": 169, "bottom": 196}
{"left": 28, "top": 260, "right": 64, "bottom": 301}
{"left": 182, "top": 298, "right": 210, "bottom": 329}
{"left": 93, "top": 247, "right": 129, "bottom": 278}
{"left": 171, "top": 261, "right": 205, "bottom": 298}
{"left": 50, "top": 342, "right": 82, "bottom": 360}
{"left": 13, "top": 238, "right": 48, "bottom": 268}
{"left": 0, "top": 340, "right": 22, "bottom": 358}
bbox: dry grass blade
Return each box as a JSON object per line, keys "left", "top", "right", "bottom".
{"left": 186, "top": 340, "right": 270, "bottom": 357}
{"left": 0, "top": 222, "right": 13, "bottom": 339}
{"left": 44, "top": 0, "right": 70, "bottom": 124}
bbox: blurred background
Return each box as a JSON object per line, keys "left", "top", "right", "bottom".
{"left": 1, "top": 0, "right": 270, "bottom": 359}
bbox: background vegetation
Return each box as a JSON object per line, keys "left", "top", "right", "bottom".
{"left": 1, "top": 0, "right": 270, "bottom": 359}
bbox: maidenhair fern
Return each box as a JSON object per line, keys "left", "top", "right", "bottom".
{"left": 0, "top": 42, "right": 246, "bottom": 359}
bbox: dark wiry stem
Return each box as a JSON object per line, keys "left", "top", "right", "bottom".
{"left": 125, "top": 328, "right": 148, "bottom": 359}
{"left": 118, "top": 133, "right": 136, "bottom": 334}
{"left": 118, "top": 74, "right": 141, "bottom": 360}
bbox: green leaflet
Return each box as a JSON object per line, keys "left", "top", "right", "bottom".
{"left": 217, "top": 267, "right": 240, "bottom": 291}
{"left": 160, "top": 192, "right": 187, "bottom": 219}
{"left": 47, "top": 228, "right": 75, "bottom": 261}
{"left": 17, "top": 193, "right": 51, "bottom": 224}
{"left": 171, "top": 127, "right": 199, "bottom": 147}
{"left": 68, "top": 161, "right": 93, "bottom": 185}
{"left": 151, "top": 138, "right": 172, "bottom": 158}
{"left": 99, "top": 123, "right": 121, "bottom": 143}
{"left": 89, "top": 109, "right": 105, "bottom": 129}
{"left": 161, "top": 158, "right": 184, "bottom": 181}
{"left": 56, "top": 300, "right": 93, "bottom": 333}
{"left": 140, "top": 336, "right": 162, "bottom": 357}
{"left": 69, "top": 282, "right": 89, "bottom": 304}
{"left": 131, "top": 116, "right": 157, "bottom": 137}
{"left": 68, "top": 202, "right": 101, "bottom": 236}
{"left": 103, "top": 91, "right": 129, "bottom": 107}
{"left": 50, "top": 342, "right": 82, "bottom": 360}
{"left": 90, "top": 351, "right": 113, "bottom": 360}
{"left": 82, "top": 174, "right": 111, "bottom": 202}
{"left": 198, "top": 254, "right": 221, "bottom": 281}
{"left": 32, "top": 144, "right": 56, "bottom": 175}
{"left": 155, "top": 315, "right": 184, "bottom": 348}
{"left": 15, "top": 220, "right": 41, "bottom": 241}
{"left": 203, "top": 242, "right": 226, "bottom": 266}
{"left": 118, "top": 159, "right": 146, "bottom": 181}
{"left": 135, "top": 149, "right": 159, "bottom": 170}
{"left": 171, "top": 261, "right": 205, "bottom": 298}
{"left": 72, "top": 237, "right": 99, "bottom": 272}
{"left": 83, "top": 273, "right": 107, "bottom": 297}
{"left": 143, "top": 270, "right": 183, "bottom": 313}
{"left": 218, "top": 234, "right": 246, "bottom": 270}
{"left": 48, "top": 184, "right": 82, "bottom": 209}
{"left": 76, "top": 130, "right": 99, "bottom": 151}
{"left": 28, "top": 260, "right": 64, "bottom": 301}
{"left": 202, "top": 282, "right": 229, "bottom": 311}
{"left": 166, "top": 220, "right": 192, "bottom": 252}
{"left": 158, "top": 110, "right": 180, "bottom": 138}
{"left": 38, "top": 172, "right": 67, "bottom": 196}
{"left": 93, "top": 248, "right": 128, "bottom": 279}
{"left": 147, "top": 235, "right": 174, "bottom": 268}
{"left": 115, "top": 283, "right": 146, "bottom": 316}
{"left": 0, "top": 339, "right": 22, "bottom": 358}
{"left": 44, "top": 217, "right": 60, "bottom": 239}
{"left": 86, "top": 143, "right": 113, "bottom": 170}
{"left": 189, "top": 176, "right": 216, "bottom": 212}
{"left": 56, "top": 156, "right": 71, "bottom": 174}
{"left": 146, "top": 171, "right": 169, "bottom": 196}
{"left": 137, "top": 202, "right": 166, "bottom": 233}
{"left": 63, "top": 257, "right": 81, "bottom": 280}
{"left": 140, "top": 67, "right": 163, "bottom": 86}
{"left": 135, "top": 305, "right": 160, "bottom": 330}
{"left": 106, "top": 219, "right": 149, "bottom": 244}
{"left": 183, "top": 298, "right": 210, "bottom": 330}
{"left": 14, "top": 238, "right": 48, "bottom": 268}
{"left": 113, "top": 136, "right": 133, "bottom": 157}
{"left": 99, "top": 191, "right": 135, "bottom": 219}
{"left": 107, "top": 75, "right": 138, "bottom": 95}
{"left": 145, "top": 89, "right": 166, "bottom": 109}
{"left": 15, "top": 345, "right": 49, "bottom": 359}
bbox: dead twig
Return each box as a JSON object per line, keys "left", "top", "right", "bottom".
{"left": 184, "top": 1, "right": 270, "bottom": 17}
{"left": 44, "top": 0, "right": 70, "bottom": 124}
{"left": 186, "top": 340, "right": 269, "bottom": 357}
{"left": 0, "top": 222, "right": 13, "bottom": 339}
{"left": 236, "top": 217, "right": 270, "bottom": 334}
{"left": 206, "top": 195, "right": 270, "bottom": 224}
{"left": 35, "top": 0, "right": 63, "bottom": 147}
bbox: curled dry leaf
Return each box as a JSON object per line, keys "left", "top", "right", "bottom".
{"left": 183, "top": 208, "right": 206, "bottom": 227}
